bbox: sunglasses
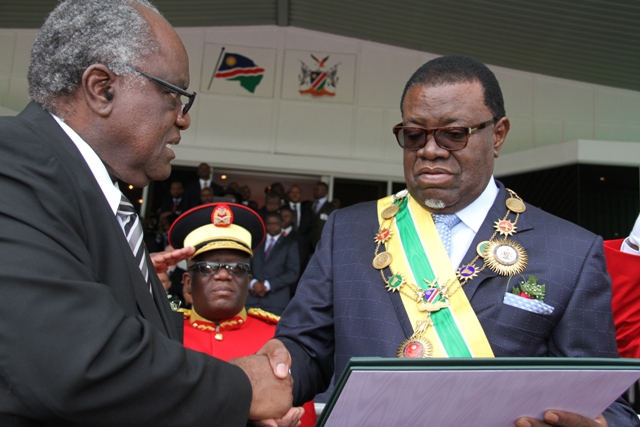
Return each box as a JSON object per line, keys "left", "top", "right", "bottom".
{"left": 392, "top": 119, "right": 497, "bottom": 151}
{"left": 187, "top": 261, "right": 251, "bottom": 277}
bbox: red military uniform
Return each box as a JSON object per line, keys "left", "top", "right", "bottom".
{"left": 604, "top": 239, "right": 640, "bottom": 358}
{"left": 183, "top": 307, "right": 317, "bottom": 426}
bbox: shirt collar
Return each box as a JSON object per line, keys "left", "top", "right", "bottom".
{"left": 189, "top": 308, "right": 248, "bottom": 331}
{"left": 268, "top": 232, "right": 282, "bottom": 242}
{"left": 52, "top": 114, "right": 121, "bottom": 215}
{"left": 455, "top": 176, "right": 499, "bottom": 233}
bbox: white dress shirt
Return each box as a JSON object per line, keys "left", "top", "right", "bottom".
{"left": 447, "top": 177, "right": 499, "bottom": 270}
{"left": 52, "top": 115, "right": 121, "bottom": 215}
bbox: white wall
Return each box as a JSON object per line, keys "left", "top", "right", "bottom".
{"left": 1, "top": 25, "right": 639, "bottom": 183}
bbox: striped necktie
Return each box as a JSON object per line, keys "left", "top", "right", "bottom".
{"left": 117, "top": 194, "right": 151, "bottom": 293}
{"left": 432, "top": 213, "right": 461, "bottom": 257}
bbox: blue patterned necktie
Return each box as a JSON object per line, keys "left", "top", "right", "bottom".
{"left": 432, "top": 213, "right": 461, "bottom": 257}
{"left": 117, "top": 194, "right": 151, "bottom": 293}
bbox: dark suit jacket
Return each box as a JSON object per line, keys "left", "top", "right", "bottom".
{"left": 310, "top": 199, "right": 336, "bottom": 249}
{"left": 247, "top": 235, "right": 300, "bottom": 315}
{"left": 0, "top": 103, "right": 251, "bottom": 426}
{"left": 276, "top": 183, "right": 638, "bottom": 425}
{"left": 159, "top": 194, "right": 189, "bottom": 217}
{"left": 290, "top": 201, "right": 314, "bottom": 235}
{"left": 184, "top": 179, "right": 224, "bottom": 210}
{"left": 282, "top": 230, "right": 310, "bottom": 296}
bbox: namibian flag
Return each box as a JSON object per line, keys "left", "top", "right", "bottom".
{"left": 215, "top": 52, "right": 265, "bottom": 93}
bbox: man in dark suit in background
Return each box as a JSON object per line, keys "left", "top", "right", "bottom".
{"left": 257, "top": 192, "right": 284, "bottom": 222}
{"left": 0, "top": 0, "right": 291, "bottom": 425}
{"left": 261, "top": 55, "right": 639, "bottom": 426}
{"left": 159, "top": 180, "right": 189, "bottom": 218}
{"left": 185, "top": 162, "right": 224, "bottom": 209}
{"left": 280, "top": 205, "right": 310, "bottom": 297}
{"left": 247, "top": 212, "right": 300, "bottom": 315}
{"left": 310, "top": 181, "right": 336, "bottom": 248}
{"left": 287, "top": 184, "right": 315, "bottom": 254}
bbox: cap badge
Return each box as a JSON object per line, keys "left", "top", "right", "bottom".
{"left": 212, "top": 204, "right": 234, "bottom": 227}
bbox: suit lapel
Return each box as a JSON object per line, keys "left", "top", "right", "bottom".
{"left": 109, "top": 197, "right": 172, "bottom": 337}
{"left": 20, "top": 102, "right": 172, "bottom": 337}
{"left": 461, "top": 183, "right": 533, "bottom": 301}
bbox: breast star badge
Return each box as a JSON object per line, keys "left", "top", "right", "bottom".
{"left": 494, "top": 219, "right": 517, "bottom": 236}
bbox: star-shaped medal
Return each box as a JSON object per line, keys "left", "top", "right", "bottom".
{"left": 494, "top": 219, "right": 517, "bottom": 236}
{"left": 374, "top": 228, "right": 392, "bottom": 244}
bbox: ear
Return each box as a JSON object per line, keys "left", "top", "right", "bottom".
{"left": 182, "top": 272, "right": 192, "bottom": 293}
{"left": 81, "top": 64, "right": 118, "bottom": 117}
{"left": 492, "top": 116, "right": 510, "bottom": 158}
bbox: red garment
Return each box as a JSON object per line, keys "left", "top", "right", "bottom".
{"left": 183, "top": 308, "right": 317, "bottom": 426}
{"left": 604, "top": 239, "right": 640, "bottom": 358}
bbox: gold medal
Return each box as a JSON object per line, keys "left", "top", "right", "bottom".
{"left": 397, "top": 336, "right": 433, "bottom": 358}
{"left": 215, "top": 333, "right": 224, "bottom": 341}
{"left": 372, "top": 252, "right": 393, "bottom": 269}
{"left": 476, "top": 241, "right": 490, "bottom": 257}
{"left": 505, "top": 198, "right": 526, "bottom": 213}
{"left": 456, "top": 263, "right": 480, "bottom": 284}
{"left": 482, "top": 238, "right": 528, "bottom": 276}
{"left": 385, "top": 274, "right": 405, "bottom": 292}
{"left": 381, "top": 204, "right": 400, "bottom": 219}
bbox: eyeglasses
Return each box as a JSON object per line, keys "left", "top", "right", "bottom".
{"left": 392, "top": 119, "right": 497, "bottom": 152}
{"left": 134, "top": 69, "right": 196, "bottom": 116}
{"left": 187, "top": 261, "right": 251, "bottom": 277}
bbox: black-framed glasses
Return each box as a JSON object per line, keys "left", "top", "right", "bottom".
{"left": 134, "top": 69, "right": 196, "bottom": 115}
{"left": 187, "top": 261, "right": 250, "bottom": 277}
{"left": 392, "top": 119, "right": 497, "bottom": 152}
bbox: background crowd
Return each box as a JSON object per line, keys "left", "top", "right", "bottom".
{"left": 147, "top": 173, "right": 340, "bottom": 314}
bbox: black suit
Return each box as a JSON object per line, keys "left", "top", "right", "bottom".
{"left": 282, "top": 229, "right": 310, "bottom": 296}
{"left": 311, "top": 199, "right": 336, "bottom": 249}
{"left": 247, "top": 235, "right": 300, "bottom": 315}
{"left": 184, "top": 179, "right": 224, "bottom": 209}
{"left": 159, "top": 195, "right": 189, "bottom": 217}
{"left": 289, "top": 201, "right": 315, "bottom": 255}
{"left": 0, "top": 102, "right": 251, "bottom": 426}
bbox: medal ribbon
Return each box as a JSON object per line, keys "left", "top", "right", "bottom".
{"left": 378, "top": 195, "right": 494, "bottom": 358}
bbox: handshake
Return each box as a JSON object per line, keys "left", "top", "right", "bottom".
{"left": 230, "top": 339, "right": 303, "bottom": 427}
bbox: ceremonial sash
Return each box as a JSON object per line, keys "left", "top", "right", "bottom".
{"left": 377, "top": 194, "right": 494, "bottom": 358}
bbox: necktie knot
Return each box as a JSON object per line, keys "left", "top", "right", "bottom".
{"left": 432, "top": 213, "right": 460, "bottom": 257}
{"left": 432, "top": 213, "right": 460, "bottom": 229}
{"left": 117, "top": 195, "right": 136, "bottom": 217}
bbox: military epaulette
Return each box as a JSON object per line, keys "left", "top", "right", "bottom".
{"left": 179, "top": 308, "right": 192, "bottom": 319}
{"left": 247, "top": 307, "right": 280, "bottom": 325}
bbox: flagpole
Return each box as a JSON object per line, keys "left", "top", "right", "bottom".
{"left": 207, "top": 46, "right": 226, "bottom": 91}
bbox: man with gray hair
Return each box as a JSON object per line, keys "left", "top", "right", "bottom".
{"left": 0, "top": 0, "right": 292, "bottom": 425}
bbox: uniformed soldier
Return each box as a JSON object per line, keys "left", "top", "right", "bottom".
{"left": 169, "top": 202, "right": 316, "bottom": 426}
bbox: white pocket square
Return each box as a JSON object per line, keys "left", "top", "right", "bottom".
{"left": 503, "top": 292, "right": 554, "bottom": 315}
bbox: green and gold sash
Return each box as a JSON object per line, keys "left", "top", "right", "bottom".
{"left": 377, "top": 194, "right": 494, "bottom": 358}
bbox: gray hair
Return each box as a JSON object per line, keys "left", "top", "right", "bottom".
{"left": 28, "top": 0, "right": 161, "bottom": 113}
